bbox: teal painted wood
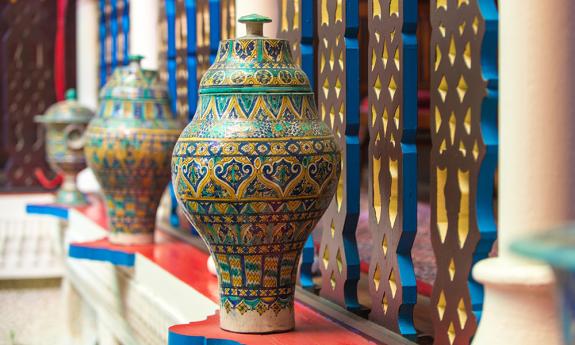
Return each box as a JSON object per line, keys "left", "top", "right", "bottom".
{"left": 299, "top": 0, "right": 316, "bottom": 290}
{"left": 429, "top": 0, "right": 498, "bottom": 343}
{"left": 317, "top": 0, "right": 361, "bottom": 312}
{"left": 366, "top": 0, "right": 418, "bottom": 337}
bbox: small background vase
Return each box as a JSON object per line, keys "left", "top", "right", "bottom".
{"left": 35, "top": 89, "right": 94, "bottom": 206}
{"left": 85, "top": 55, "right": 184, "bottom": 245}
{"left": 172, "top": 15, "right": 341, "bottom": 333}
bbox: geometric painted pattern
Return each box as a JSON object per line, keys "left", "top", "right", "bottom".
{"left": 317, "top": 0, "right": 362, "bottom": 311}
{"left": 367, "top": 0, "right": 418, "bottom": 337}
{"left": 430, "top": 0, "right": 498, "bottom": 344}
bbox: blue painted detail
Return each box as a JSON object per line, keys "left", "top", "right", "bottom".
{"left": 99, "top": 0, "right": 107, "bottom": 86}
{"left": 208, "top": 0, "right": 221, "bottom": 64}
{"left": 341, "top": 0, "right": 361, "bottom": 311}
{"left": 471, "top": 0, "right": 499, "bottom": 323}
{"left": 25, "top": 204, "right": 69, "bottom": 220}
{"left": 169, "top": 181, "right": 180, "bottom": 228}
{"left": 122, "top": 0, "right": 130, "bottom": 65}
{"left": 393, "top": 0, "right": 419, "bottom": 337}
{"left": 185, "top": 0, "right": 198, "bottom": 121}
{"left": 299, "top": 0, "right": 316, "bottom": 289}
{"left": 68, "top": 242, "right": 135, "bottom": 267}
{"left": 166, "top": 0, "right": 178, "bottom": 114}
{"left": 110, "top": 0, "right": 119, "bottom": 71}
{"left": 168, "top": 332, "right": 243, "bottom": 345}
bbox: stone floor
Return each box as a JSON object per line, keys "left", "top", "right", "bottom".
{"left": 0, "top": 279, "right": 64, "bottom": 345}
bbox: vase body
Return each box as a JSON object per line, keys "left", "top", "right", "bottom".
{"left": 172, "top": 15, "right": 341, "bottom": 333}
{"left": 35, "top": 89, "right": 94, "bottom": 206}
{"left": 86, "top": 57, "right": 184, "bottom": 245}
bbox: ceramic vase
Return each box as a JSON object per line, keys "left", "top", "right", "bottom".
{"left": 171, "top": 15, "right": 341, "bottom": 333}
{"left": 35, "top": 89, "right": 94, "bottom": 206}
{"left": 85, "top": 55, "right": 184, "bottom": 245}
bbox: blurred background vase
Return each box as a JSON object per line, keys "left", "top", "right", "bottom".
{"left": 171, "top": 15, "right": 341, "bottom": 333}
{"left": 35, "top": 89, "right": 94, "bottom": 206}
{"left": 85, "top": 55, "right": 184, "bottom": 245}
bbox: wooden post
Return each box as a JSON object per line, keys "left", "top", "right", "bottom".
{"left": 76, "top": 0, "right": 99, "bottom": 110}
{"left": 472, "top": 1, "right": 575, "bottom": 344}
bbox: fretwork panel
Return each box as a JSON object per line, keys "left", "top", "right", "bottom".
{"left": 278, "top": 0, "right": 302, "bottom": 65}
{"left": 0, "top": 1, "right": 55, "bottom": 190}
{"left": 367, "top": 0, "right": 418, "bottom": 337}
{"left": 430, "top": 0, "right": 498, "bottom": 344}
{"left": 99, "top": 0, "right": 129, "bottom": 86}
{"left": 317, "top": 0, "right": 361, "bottom": 310}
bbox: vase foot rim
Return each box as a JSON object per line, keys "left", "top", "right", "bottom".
{"left": 109, "top": 232, "right": 154, "bottom": 245}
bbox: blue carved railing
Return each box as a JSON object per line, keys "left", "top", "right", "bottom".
{"left": 98, "top": 0, "right": 129, "bottom": 86}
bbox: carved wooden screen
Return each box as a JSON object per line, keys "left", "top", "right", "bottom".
{"left": 165, "top": 0, "right": 215, "bottom": 121}
{"left": 279, "top": 0, "right": 302, "bottom": 65}
{"left": 317, "top": 0, "right": 361, "bottom": 311}
{"left": 0, "top": 1, "right": 56, "bottom": 190}
{"left": 99, "top": 0, "right": 130, "bottom": 86}
{"left": 430, "top": 0, "right": 498, "bottom": 343}
{"left": 367, "top": 0, "right": 418, "bottom": 337}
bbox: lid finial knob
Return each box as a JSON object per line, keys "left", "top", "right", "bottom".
{"left": 239, "top": 14, "right": 272, "bottom": 37}
{"left": 65, "top": 88, "right": 77, "bottom": 100}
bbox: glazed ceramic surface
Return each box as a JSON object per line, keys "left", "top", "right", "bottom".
{"left": 35, "top": 89, "right": 94, "bottom": 205}
{"left": 171, "top": 15, "right": 341, "bottom": 333}
{"left": 86, "top": 56, "right": 184, "bottom": 245}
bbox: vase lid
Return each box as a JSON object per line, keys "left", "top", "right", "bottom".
{"left": 198, "top": 14, "right": 312, "bottom": 95}
{"left": 35, "top": 89, "right": 94, "bottom": 124}
{"left": 99, "top": 55, "right": 169, "bottom": 102}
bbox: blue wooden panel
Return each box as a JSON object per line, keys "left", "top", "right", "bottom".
{"left": 110, "top": 0, "right": 118, "bottom": 70}
{"left": 208, "top": 0, "right": 221, "bottom": 64}
{"left": 342, "top": 0, "right": 361, "bottom": 310}
{"left": 299, "top": 0, "right": 315, "bottom": 289}
{"left": 26, "top": 204, "right": 69, "bottom": 220}
{"left": 472, "top": 0, "right": 499, "bottom": 320}
{"left": 99, "top": 0, "right": 107, "bottom": 86}
{"left": 68, "top": 242, "right": 136, "bottom": 267}
{"left": 165, "top": 0, "right": 178, "bottom": 113}
{"left": 169, "top": 333, "right": 242, "bottom": 345}
{"left": 185, "top": 0, "right": 198, "bottom": 121}
{"left": 121, "top": 0, "right": 130, "bottom": 65}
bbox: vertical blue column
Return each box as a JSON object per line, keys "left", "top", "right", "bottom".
{"left": 99, "top": 0, "right": 107, "bottom": 86}
{"left": 110, "top": 0, "right": 118, "bottom": 71}
{"left": 208, "top": 0, "right": 221, "bottom": 64}
{"left": 166, "top": 0, "right": 177, "bottom": 114}
{"left": 299, "top": 0, "right": 316, "bottom": 289}
{"left": 342, "top": 0, "right": 361, "bottom": 310}
{"left": 121, "top": 0, "right": 130, "bottom": 65}
{"left": 185, "top": 0, "right": 198, "bottom": 122}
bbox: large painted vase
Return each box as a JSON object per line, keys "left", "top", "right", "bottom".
{"left": 35, "top": 89, "right": 94, "bottom": 206}
{"left": 86, "top": 55, "right": 184, "bottom": 245}
{"left": 171, "top": 15, "right": 341, "bottom": 333}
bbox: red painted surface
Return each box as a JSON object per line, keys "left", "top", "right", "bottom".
{"left": 72, "top": 198, "right": 380, "bottom": 344}
{"left": 76, "top": 196, "right": 108, "bottom": 228}
{"left": 170, "top": 311, "right": 377, "bottom": 345}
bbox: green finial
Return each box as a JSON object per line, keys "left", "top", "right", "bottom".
{"left": 238, "top": 14, "right": 272, "bottom": 37}
{"left": 128, "top": 54, "right": 145, "bottom": 64}
{"left": 65, "top": 89, "right": 77, "bottom": 100}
